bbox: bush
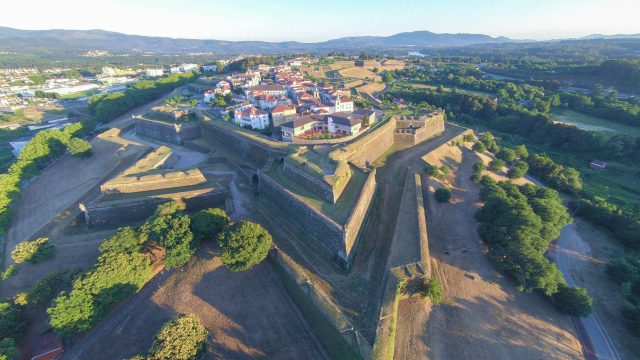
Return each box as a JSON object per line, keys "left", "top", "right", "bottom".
{"left": 11, "top": 238, "right": 54, "bottom": 264}
{"left": 419, "top": 278, "right": 445, "bottom": 305}
{"left": 497, "top": 148, "right": 517, "bottom": 163}
{"left": 148, "top": 314, "right": 208, "bottom": 360}
{"left": 434, "top": 188, "right": 452, "bottom": 203}
{"left": 553, "top": 285, "right": 593, "bottom": 317}
{"left": 508, "top": 160, "right": 529, "bottom": 179}
{"left": 190, "top": 208, "right": 230, "bottom": 242}
{"left": 0, "top": 301, "right": 26, "bottom": 341}
{"left": 66, "top": 138, "right": 93, "bottom": 158}
{"left": 13, "top": 270, "right": 78, "bottom": 308}
{"left": 488, "top": 159, "right": 506, "bottom": 172}
{"left": 0, "top": 337, "right": 19, "bottom": 360}
{"left": 217, "top": 221, "right": 272, "bottom": 272}
{"left": 472, "top": 141, "right": 486, "bottom": 153}
{"left": 439, "top": 165, "right": 451, "bottom": 175}
{"left": 0, "top": 266, "right": 17, "bottom": 281}
{"left": 424, "top": 163, "right": 440, "bottom": 177}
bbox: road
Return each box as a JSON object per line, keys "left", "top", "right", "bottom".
{"left": 549, "top": 222, "right": 622, "bottom": 360}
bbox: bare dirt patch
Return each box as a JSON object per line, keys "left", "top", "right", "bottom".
{"left": 338, "top": 67, "right": 381, "bottom": 82}
{"left": 407, "top": 143, "right": 584, "bottom": 359}
{"left": 82, "top": 243, "right": 328, "bottom": 360}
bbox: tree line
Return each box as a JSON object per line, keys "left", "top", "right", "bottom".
{"left": 87, "top": 72, "right": 196, "bottom": 123}
{"left": 0, "top": 120, "right": 94, "bottom": 236}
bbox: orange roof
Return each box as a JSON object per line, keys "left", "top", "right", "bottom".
{"left": 271, "top": 104, "right": 295, "bottom": 113}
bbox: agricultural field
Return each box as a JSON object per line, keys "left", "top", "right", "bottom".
{"left": 551, "top": 108, "right": 640, "bottom": 137}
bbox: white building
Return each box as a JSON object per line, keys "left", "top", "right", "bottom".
{"left": 202, "top": 64, "right": 217, "bottom": 73}
{"left": 146, "top": 68, "right": 165, "bottom": 77}
{"left": 234, "top": 107, "right": 270, "bottom": 130}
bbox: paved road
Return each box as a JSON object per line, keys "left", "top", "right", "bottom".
{"left": 549, "top": 223, "right": 622, "bottom": 360}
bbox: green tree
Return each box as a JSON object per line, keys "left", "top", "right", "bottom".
{"left": 140, "top": 202, "right": 195, "bottom": 268}
{"left": 66, "top": 138, "right": 93, "bottom": 158}
{"left": 0, "top": 338, "right": 19, "bottom": 360}
{"left": 508, "top": 160, "right": 529, "bottom": 179}
{"left": 148, "top": 314, "right": 207, "bottom": 360}
{"left": 0, "top": 301, "right": 26, "bottom": 340}
{"left": 190, "top": 208, "right": 230, "bottom": 242}
{"left": 382, "top": 72, "right": 394, "bottom": 84}
{"left": 217, "top": 221, "right": 272, "bottom": 272}
{"left": 488, "top": 159, "right": 506, "bottom": 173}
{"left": 553, "top": 285, "right": 593, "bottom": 317}
{"left": 434, "top": 188, "right": 452, "bottom": 203}
{"left": 100, "top": 227, "right": 142, "bottom": 255}
{"left": 11, "top": 237, "right": 54, "bottom": 264}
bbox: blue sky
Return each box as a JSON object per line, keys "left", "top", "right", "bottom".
{"left": 1, "top": 0, "right": 638, "bottom": 41}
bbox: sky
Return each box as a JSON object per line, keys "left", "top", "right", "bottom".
{"left": 0, "top": 0, "right": 638, "bottom": 42}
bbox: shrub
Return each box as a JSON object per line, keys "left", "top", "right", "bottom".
{"left": 420, "top": 278, "right": 445, "bottom": 305}
{"left": 508, "top": 160, "right": 529, "bottom": 179}
{"left": 497, "top": 148, "right": 517, "bottom": 163}
{"left": 139, "top": 202, "right": 194, "bottom": 268}
{"left": 0, "top": 337, "right": 19, "bottom": 360}
{"left": 14, "top": 270, "right": 77, "bottom": 308}
{"left": 0, "top": 266, "right": 17, "bottom": 281}
{"left": 439, "top": 165, "right": 451, "bottom": 175}
{"left": 66, "top": 138, "right": 93, "bottom": 157}
{"left": 0, "top": 301, "right": 26, "bottom": 340}
{"left": 11, "top": 238, "right": 54, "bottom": 264}
{"left": 217, "top": 221, "right": 272, "bottom": 272}
{"left": 190, "top": 208, "right": 230, "bottom": 242}
{"left": 553, "top": 285, "right": 593, "bottom": 317}
{"left": 434, "top": 188, "right": 452, "bottom": 203}
{"left": 424, "top": 163, "right": 440, "bottom": 177}
{"left": 472, "top": 141, "right": 486, "bottom": 153}
{"left": 148, "top": 314, "right": 208, "bottom": 360}
{"left": 488, "top": 159, "right": 506, "bottom": 172}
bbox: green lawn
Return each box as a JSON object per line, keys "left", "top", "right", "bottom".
{"left": 551, "top": 108, "right": 640, "bottom": 138}
{"left": 267, "top": 162, "right": 367, "bottom": 224}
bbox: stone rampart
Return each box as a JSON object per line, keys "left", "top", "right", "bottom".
{"left": 343, "top": 168, "right": 377, "bottom": 258}
{"left": 259, "top": 172, "right": 345, "bottom": 256}
{"left": 333, "top": 118, "right": 397, "bottom": 168}
{"left": 282, "top": 160, "right": 342, "bottom": 203}
{"left": 135, "top": 118, "right": 201, "bottom": 145}
{"left": 100, "top": 169, "right": 207, "bottom": 194}
{"left": 81, "top": 188, "right": 226, "bottom": 227}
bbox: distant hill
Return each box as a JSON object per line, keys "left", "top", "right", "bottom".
{"left": 580, "top": 33, "right": 640, "bottom": 40}
{"left": 0, "top": 27, "right": 511, "bottom": 54}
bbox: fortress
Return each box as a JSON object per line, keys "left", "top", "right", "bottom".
{"left": 134, "top": 105, "right": 201, "bottom": 145}
{"left": 80, "top": 146, "right": 227, "bottom": 227}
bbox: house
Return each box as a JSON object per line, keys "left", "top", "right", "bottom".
{"left": 333, "top": 95, "right": 354, "bottom": 113}
{"left": 146, "top": 68, "right": 164, "bottom": 77}
{"left": 203, "top": 89, "right": 217, "bottom": 103}
{"left": 234, "top": 107, "right": 270, "bottom": 130}
{"left": 270, "top": 104, "right": 297, "bottom": 127}
{"left": 246, "top": 84, "right": 287, "bottom": 100}
{"left": 353, "top": 108, "right": 376, "bottom": 126}
{"left": 280, "top": 111, "right": 366, "bottom": 141}
{"left": 256, "top": 95, "right": 279, "bottom": 110}
{"left": 202, "top": 64, "right": 217, "bottom": 73}
{"left": 590, "top": 160, "right": 607, "bottom": 170}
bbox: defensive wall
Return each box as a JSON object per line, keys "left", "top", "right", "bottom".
{"left": 100, "top": 169, "right": 207, "bottom": 194}
{"left": 259, "top": 168, "right": 377, "bottom": 263}
{"left": 282, "top": 160, "right": 341, "bottom": 203}
{"left": 81, "top": 187, "right": 227, "bottom": 227}
{"left": 135, "top": 117, "right": 201, "bottom": 145}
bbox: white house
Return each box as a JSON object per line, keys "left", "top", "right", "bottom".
{"left": 146, "top": 68, "right": 164, "bottom": 77}
{"left": 202, "top": 64, "right": 217, "bottom": 73}
{"left": 234, "top": 107, "right": 270, "bottom": 129}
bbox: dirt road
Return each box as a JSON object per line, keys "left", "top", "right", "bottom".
{"left": 550, "top": 224, "right": 622, "bottom": 360}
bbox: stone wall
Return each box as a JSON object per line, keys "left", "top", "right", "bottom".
{"left": 343, "top": 169, "right": 377, "bottom": 258}
{"left": 199, "top": 121, "right": 289, "bottom": 167}
{"left": 282, "top": 160, "right": 341, "bottom": 203}
{"left": 100, "top": 170, "right": 207, "bottom": 194}
{"left": 334, "top": 118, "right": 397, "bottom": 168}
{"left": 135, "top": 118, "right": 201, "bottom": 145}
{"left": 259, "top": 172, "right": 346, "bottom": 256}
{"left": 82, "top": 188, "right": 227, "bottom": 227}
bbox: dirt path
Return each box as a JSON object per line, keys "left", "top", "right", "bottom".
{"left": 394, "top": 297, "right": 432, "bottom": 360}
{"left": 409, "top": 144, "right": 584, "bottom": 360}
{"left": 74, "top": 244, "right": 329, "bottom": 360}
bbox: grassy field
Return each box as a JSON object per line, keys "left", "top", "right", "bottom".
{"left": 487, "top": 125, "right": 640, "bottom": 211}
{"left": 267, "top": 162, "right": 366, "bottom": 224}
{"left": 551, "top": 108, "right": 640, "bottom": 138}
{"left": 401, "top": 81, "right": 495, "bottom": 98}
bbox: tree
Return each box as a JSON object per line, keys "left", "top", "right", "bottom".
{"left": 553, "top": 285, "right": 593, "bottom": 317}
{"left": 472, "top": 141, "right": 486, "bottom": 153}
{"left": 148, "top": 314, "right": 207, "bottom": 360}
{"left": 0, "top": 338, "right": 19, "bottom": 360}
{"left": 0, "top": 301, "right": 26, "bottom": 342}
{"left": 139, "top": 202, "right": 195, "bottom": 268}
{"left": 434, "top": 188, "right": 452, "bottom": 203}
{"left": 217, "top": 221, "right": 272, "bottom": 272}
{"left": 488, "top": 159, "right": 506, "bottom": 173}
{"left": 66, "top": 138, "right": 93, "bottom": 158}
{"left": 497, "top": 148, "right": 517, "bottom": 163}
{"left": 508, "top": 160, "right": 529, "bottom": 179}
{"left": 100, "top": 227, "right": 142, "bottom": 255}
{"left": 515, "top": 144, "right": 529, "bottom": 159}
{"left": 11, "top": 237, "right": 54, "bottom": 264}
{"left": 382, "top": 72, "right": 394, "bottom": 84}
{"left": 190, "top": 208, "right": 230, "bottom": 242}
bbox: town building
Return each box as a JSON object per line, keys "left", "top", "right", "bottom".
{"left": 270, "top": 104, "right": 297, "bottom": 127}
{"left": 202, "top": 64, "right": 218, "bottom": 73}
{"left": 234, "top": 107, "right": 270, "bottom": 130}
{"left": 146, "top": 68, "right": 165, "bottom": 77}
